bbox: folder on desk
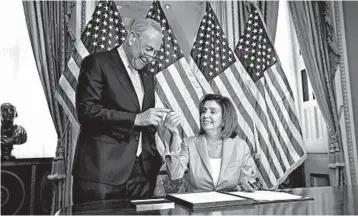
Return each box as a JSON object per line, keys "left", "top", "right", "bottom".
{"left": 130, "top": 198, "right": 174, "bottom": 211}
{"left": 225, "top": 190, "right": 313, "bottom": 204}
{"left": 166, "top": 191, "right": 254, "bottom": 209}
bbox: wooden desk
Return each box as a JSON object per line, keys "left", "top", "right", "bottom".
{"left": 58, "top": 186, "right": 358, "bottom": 215}
{"left": 1, "top": 158, "right": 53, "bottom": 215}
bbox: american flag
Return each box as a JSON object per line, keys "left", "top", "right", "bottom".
{"left": 146, "top": 1, "right": 204, "bottom": 153}
{"left": 56, "top": 1, "right": 127, "bottom": 135}
{"left": 190, "top": 3, "right": 306, "bottom": 189}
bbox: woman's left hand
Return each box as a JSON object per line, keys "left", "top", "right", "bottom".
{"left": 242, "top": 179, "right": 259, "bottom": 192}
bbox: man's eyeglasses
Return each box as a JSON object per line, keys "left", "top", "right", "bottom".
{"left": 135, "top": 33, "right": 161, "bottom": 63}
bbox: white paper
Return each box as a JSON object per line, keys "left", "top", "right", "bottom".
{"left": 169, "top": 191, "right": 245, "bottom": 204}
{"left": 131, "top": 198, "right": 168, "bottom": 203}
{"left": 228, "top": 190, "right": 303, "bottom": 201}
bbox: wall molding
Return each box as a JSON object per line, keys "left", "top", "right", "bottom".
{"left": 333, "top": 1, "right": 358, "bottom": 185}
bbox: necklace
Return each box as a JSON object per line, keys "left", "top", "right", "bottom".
{"left": 206, "top": 137, "right": 223, "bottom": 159}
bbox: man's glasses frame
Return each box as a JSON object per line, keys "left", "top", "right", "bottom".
{"left": 134, "top": 32, "right": 161, "bottom": 63}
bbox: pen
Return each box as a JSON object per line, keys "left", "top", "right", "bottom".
{"left": 248, "top": 181, "right": 259, "bottom": 190}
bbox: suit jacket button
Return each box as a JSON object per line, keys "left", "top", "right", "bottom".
{"left": 135, "top": 136, "right": 139, "bottom": 141}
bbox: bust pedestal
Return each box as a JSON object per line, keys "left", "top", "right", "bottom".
{"left": 1, "top": 158, "right": 53, "bottom": 215}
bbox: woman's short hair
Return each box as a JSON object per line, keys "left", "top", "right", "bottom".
{"left": 198, "top": 94, "right": 238, "bottom": 139}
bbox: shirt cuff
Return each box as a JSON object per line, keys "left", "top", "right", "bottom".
{"left": 164, "top": 148, "right": 181, "bottom": 158}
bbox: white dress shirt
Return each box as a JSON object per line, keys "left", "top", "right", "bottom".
{"left": 118, "top": 46, "right": 143, "bottom": 156}
{"left": 209, "top": 158, "right": 222, "bottom": 186}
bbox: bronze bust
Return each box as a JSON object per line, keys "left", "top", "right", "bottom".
{"left": 1, "top": 103, "right": 27, "bottom": 160}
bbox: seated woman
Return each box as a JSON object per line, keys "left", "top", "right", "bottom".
{"left": 163, "top": 94, "right": 258, "bottom": 192}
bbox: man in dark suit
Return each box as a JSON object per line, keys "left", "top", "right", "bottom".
{"left": 72, "top": 18, "right": 170, "bottom": 204}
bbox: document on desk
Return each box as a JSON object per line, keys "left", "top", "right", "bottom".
{"left": 166, "top": 191, "right": 253, "bottom": 209}
{"left": 227, "top": 190, "right": 304, "bottom": 201}
{"left": 170, "top": 191, "right": 244, "bottom": 203}
{"left": 130, "top": 198, "right": 174, "bottom": 211}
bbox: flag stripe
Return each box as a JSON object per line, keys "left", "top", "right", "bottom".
{"left": 263, "top": 71, "right": 304, "bottom": 153}
{"left": 263, "top": 74, "right": 305, "bottom": 157}
{"left": 155, "top": 72, "right": 194, "bottom": 137}
{"left": 234, "top": 124, "right": 273, "bottom": 189}
{"left": 176, "top": 59, "right": 203, "bottom": 105}
{"left": 267, "top": 66, "right": 302, "bottom": 134}
{"left": 55, "top": 91, "right": 79, "bottom": 128}
{"left": 74, "top": 39, "right": 90, "bottom": 58}
{"left": 230, "top": 65, "right": 290, "bottom": 171}
{"left": 254, "top": 124, "right": 285, "bottom": 178}
{"left": 253, "top": 128, "right": 277, "bottom": 188}
{"left": 72, "top": 49, "right": 83, "bottom": 70}
{"left": 67, "top": 56, "right": 80, "bottom": 79}
{"left": 248, "top": 67, "right": 303, "bottom": 165}
{"left": 59, "top": 76, "right": 76, "bottom": 107}
{"left": 211, "top": 74, "right": 256, "bottom": 149}
{"left": 67, "top": 57, "right": 80, "bottom": 84}
{"left": 209, "top": 79, "right": 222, "bottom": 96}
{"left": 258, "top": 83, "right": 295, "bottom": 166}
{"left": 231, "top": 62, "right": 290, "bottom": 173}
{"left": 235, "top": 53, "right": 299, "bottom": 167}
{"left": 262, "top": 83, "right": 301, "bottom": 164}
{"left": 57, "top": 84, "right": 76, "bottom": 121}
{"left": 189, "top": 60, "right": 214, "bottom": 95}
{"left": 61, "top": 67, "right": 77, "bottom": 92}
{"left": 254, "top": 83, "right": 291, "bottom": 170}
{"left": 232, "top": 63, "right": 293, "bottom": 169}
{"left": 270, "top": 62, "right": 294, "bottom": 99}
{"left": 222, "top": 68, "right": 259, "bottom": 130}
{"left": 154, "top": 92, "right": 170, "bottom": 154}
{"left": 217, "top": 71, "right": 255, "bottom": 131}
{"left": 256, "top": 129, "right": 281, "bottom": 179}
{"left": 213, "top": 75, "right": 255, "bottom": 134}
{"left": 263, "top": 80, "right": 303, "bottom": 157}
{"left": 169, "top": 61, "right": 202, "bottom": 118}
{"left": 163, "top": 66, "right": 200, "bottom": 134}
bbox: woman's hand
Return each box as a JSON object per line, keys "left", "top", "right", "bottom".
{"left": 241, "top": 178, "right": 259, "bottom": 192}
{"left": 163, "top": 112, "right": 183, "bottom": 136}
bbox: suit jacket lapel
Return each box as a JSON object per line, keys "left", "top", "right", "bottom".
{"left": 218, "top": 137, "right": 235, "bottom": 184}
{"left": 109, "top": 49, "right": 140, "bottom": 110}
{"left": 195, "top": 135, "right": 213, "bottom": 180}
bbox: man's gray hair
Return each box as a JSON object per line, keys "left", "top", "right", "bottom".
{"left": 128, "top": 18, "right": 162, "bottom": 36}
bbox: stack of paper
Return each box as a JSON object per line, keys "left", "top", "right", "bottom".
{"left": 166, "top": 191, "right": 253, "bottom": 209}
{"left": 227, "top": 190, "right": 305, "bottom": 202}
{"left": 130, "top": 198, "right": 174, "bottom": 211}
{"left": 166, "top": 190, "right": 312, "bottom": 210}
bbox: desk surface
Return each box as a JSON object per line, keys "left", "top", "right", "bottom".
{"left": 59, "top": 186, "right": 358, "bottom": 215}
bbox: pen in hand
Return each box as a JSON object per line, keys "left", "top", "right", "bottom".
{"left": 247, "top": 181, "right": 260, "bottom": 190}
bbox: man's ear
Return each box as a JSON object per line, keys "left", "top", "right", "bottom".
{"left": 15, "top": 110, "right": 18, "bottom": 118}
{"left": 128, "top": 32, "right": 136, "bottom": 46}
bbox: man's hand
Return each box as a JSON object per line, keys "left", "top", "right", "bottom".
{"left": 134, "top": 108, "right": 171, "bottom": 126}
{"left": 162, "top": 112, "right": 182, "bottom": 135}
